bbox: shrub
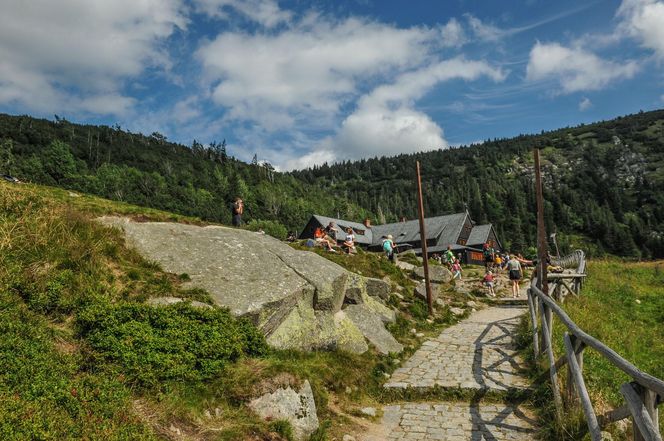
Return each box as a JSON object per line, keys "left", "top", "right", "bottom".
{"left": 245, "top": 219, "right": 288, "bottom": 240}
{"left": 76, "top": 301, "right": 268, "bottom": 389}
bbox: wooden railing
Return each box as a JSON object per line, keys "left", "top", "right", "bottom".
{"left": 527, "top": 251, "right": 663, "bottom": 441}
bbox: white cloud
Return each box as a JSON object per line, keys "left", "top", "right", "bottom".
{"left": 0, "top": 0, "right": 187, "bottom": 116}
{"left": 526, "top": 42, "right": 638, "bottom": 93}
{"left": 465, "top": 14, "right": 504, "bottom": 41}
{"left": 440, "top": 18, "right": 467, "bottom": 47}
{"left": 193, "top": 0, "right": 291, "bottom": 28}
{"left": 281, "top": 149, "right": 337, "bottom": 171}
{"left": 318, "top": 58, "right": 506, "bottom": 163}
{"left": 196, "top": 15, "right": 438, "bottom": 130}
{"left": 578, "top": 97, "right": 592, "bottom": 111}
{"left": 618, "top": 0, "right": 664, "bottom": 59}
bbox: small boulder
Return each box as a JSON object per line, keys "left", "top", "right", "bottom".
{"left": 465, "top": 300, "right": 477, "bottom": 308}
{"left": 249, "top": 380, "right": 319, "bottom": 441}
{"left": 414, "top": 266, "right": 453, "bottom": 283}
{"left": 396, "top": 261, "right": 415, "bottom": 271}
{"left": 343, "top": 435, "right": 357, "bottom": 441}
{"left": 360, "top": 407, "right": 377, "bottom": 417}
{"left": 366, "top": 278, "right": 390, "bottom": 300}
{"left": 450, "top": 307, "right": 465, "bottom": 316}
{"left": 147, "top": 297, "right": 213, "bottom": 309}
{"left": 414, "top": 282, "right": 439, "bottom": 301}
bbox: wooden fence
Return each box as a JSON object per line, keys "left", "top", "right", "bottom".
{"left": 527, "top": 250, "right": 663, "bottom": 441}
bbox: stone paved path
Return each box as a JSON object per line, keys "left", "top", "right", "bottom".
{"left": 380, "top": 403, "right": 536, "bottom": 441}
{"left": 374, "top": 304, "right": 537, "bottom": 441}
{"left": 384, "top": 306, "right": 529, "bottom": 392}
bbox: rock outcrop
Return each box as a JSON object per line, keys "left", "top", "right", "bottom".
{"left": 249, "top": 380, "right": 319, "bottom": 441}
{"left": 414, "top": 265, "right": 453, "bottom": 283}
{"left": 100, "top": 217, "right": 401, "bottom": 354}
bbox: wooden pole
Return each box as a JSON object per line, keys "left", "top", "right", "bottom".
{"left": 416, "top": 161, "right": 434, "bottom": 316}
{"left": 534, "top": 148, "right": 549, "bottom": 297}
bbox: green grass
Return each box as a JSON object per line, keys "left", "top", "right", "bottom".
{"left": 522, "top": 259, "right": 664, "bottom": 440}
{"left": 0, "top": 180, "right": 469, "bottom": 440}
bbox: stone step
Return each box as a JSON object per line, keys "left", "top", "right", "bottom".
{"left": 373, "top": 402, "right": 537, "bottom": 441}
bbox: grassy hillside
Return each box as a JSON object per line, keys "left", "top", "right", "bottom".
{"left": 0, "top": 180, "right": 477, "bottom": 440}
{"left": 524, "top": 260, "right": 664, "bottom": 440}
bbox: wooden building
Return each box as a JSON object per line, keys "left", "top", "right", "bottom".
{"left": 300, "top": 211, "right": 503, "bottom": 264}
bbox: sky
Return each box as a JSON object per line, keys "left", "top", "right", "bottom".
{"left": 1, "top": 0, "right": 663, "bottom": 170}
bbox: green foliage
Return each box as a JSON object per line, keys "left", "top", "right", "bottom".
{"left": 245, "top": 218, "right": 288, "bottom": 240}
{"left": 2, "top": 111, "right": 664, "bottom": 257}
{"left": 76, "top": 301, "right": 268, "bottom": 389}
{"left": 523, "top": 260, "right": 664, "bottom": 439}
{"left": 269, "top": 420, "right": 294, "bottom": 440}
{"left": 0, "top": 295, "right": 156, "bottom": 441}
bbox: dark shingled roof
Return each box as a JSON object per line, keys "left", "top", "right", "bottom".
{"left": 467, "top": 224, "right": 493, "bottom": 246}
{"left": 370, "top": 212, "right": 469, "bottom": 247}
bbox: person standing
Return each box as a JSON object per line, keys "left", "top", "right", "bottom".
{"left": 451, "top": 259, "right": 462, "bottom": 280}
{"left": 483, "top": 243, "right": 495, "bottom": 271}
{"left": 483, "top": 271, "right": 495, "bottom": 297}
{"left": 507, "top": 254, "right": 523, "bottom": 298}
{"left": 382, "top": 234, "right": 396, "bottom": 261}
{"left": 231, "top": 198, "right": 244, "bottom": 227}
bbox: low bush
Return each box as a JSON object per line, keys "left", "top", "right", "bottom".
{"left": 76, "top": 301, "right": 268, "bottom": 389}
{"left": 245, "top": 218, "right": 289, "bottom": 240}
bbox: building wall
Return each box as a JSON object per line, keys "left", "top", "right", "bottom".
{"left": 457, "top": 215, "right": 474, "bottom": 246}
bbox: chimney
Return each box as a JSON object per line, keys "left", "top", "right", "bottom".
{"left": 363, "top": 218, "right": 372, "bottom": 228}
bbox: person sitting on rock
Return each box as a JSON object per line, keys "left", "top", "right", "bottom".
{"left": 314, "top": 226, "right": 334, "bottom": 251}
{"left": 323, "top": 222, "right": 339, "bottom": 252}
{"left": 342, "top": 227, "right": 356, "bottom": 254}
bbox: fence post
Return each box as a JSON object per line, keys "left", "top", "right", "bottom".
{"left": 527, "top": 288, "right": 539, "bottom": 358}
{"left": 638, "top": 386, "right": 660, "bottom": 441}
{"left": 566, "top": 334, "right": 585, "bottom": 405}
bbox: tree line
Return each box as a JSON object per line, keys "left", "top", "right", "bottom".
{"left": 1, "top": 110, "right": 663, "bottom": 258}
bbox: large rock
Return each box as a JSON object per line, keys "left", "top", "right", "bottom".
{"left": 414, "top": 282, "right": 440, "bottom": 301}
{"left": 249, "top": 380, "right": 319, "bottom": 441}
{"left": 365, "top": 278, "right": 390, "bottom": 301}
{"left": 344, "top": 304, "right": 403, "bottom": 355}
{"left": 414, "top": 265, "right": 453, "bottom": 283}
{"left": 267, "top": 299, "right": 368, "bottom": 354}
{"left": 100, "top": 217, "right": 398, "bottom": 354}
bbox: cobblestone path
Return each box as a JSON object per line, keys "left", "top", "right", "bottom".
{"left": 376, "top": 305, "right": 537, "bottom": 440}
{"left": 384, "top": 306, "right": 529, "bottom": 391}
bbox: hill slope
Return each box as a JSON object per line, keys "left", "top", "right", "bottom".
{"left": 1, "top": 110, "right": 663, "bottom": 257}
{"left": 291, "top": 110, "right": 664, "bottom": 258}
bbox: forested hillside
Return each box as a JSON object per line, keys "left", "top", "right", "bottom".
{"left": 1, "top": 110, "right": 663, "bottom": 257}
{"left": 293, "top": 110, "right": 664, "bottom": 258}
{"left": 0, "top": 114, "right": 371, "bottom": 233}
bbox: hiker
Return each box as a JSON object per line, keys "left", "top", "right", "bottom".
{"left": 382, "top": 234, "right": 396, "bottom": 261}
{"left": 286, "top": 231, "right": 296, "bottom": 242}
{"left": 451, "top": 259, "right": 462, "bottom": 280}
{"left": 314, "top": 226, "right": 334, "bottom": 251}
{"left": 494, "top": 253, "right": 503, "bottom": 272}
{"left": 343, "top": 227, "right": 356, "bottom": 254}
{"left": 231, "top": 197, "right": 244, "bottom": 227}
{"left": 444, "top": 245, "right": 455, "bottom": 269}
{"left": 323, "top": 222, "right": 339, "bottom": 252}
{"left": 507, "top": 254, "right": 523, "bottom": 298}
{"left": 483, "top": 243, "right": 494, "bottom": 270}
{"left": 483, "top": 271, "right": 496, "bottom": 297}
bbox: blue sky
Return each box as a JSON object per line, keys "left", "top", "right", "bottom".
{"left": 1, "top": 0, "right": 663, "bottom": 169}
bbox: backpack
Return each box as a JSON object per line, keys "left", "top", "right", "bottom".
{"left": 383, "top": 240, "right": 392, "bottom": 252}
